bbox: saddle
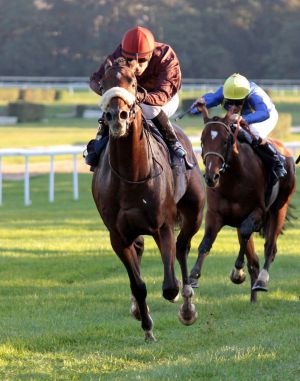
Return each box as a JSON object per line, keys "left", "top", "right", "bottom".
{"left": 144, "top": 120, "right": 188, "bottom": 175}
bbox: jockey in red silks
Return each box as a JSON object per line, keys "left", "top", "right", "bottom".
{"left": 191, "top": 73, "right": 287, "bottom": 180}
{"left": 85, "top": 26, "right": 186, "bottom": 168}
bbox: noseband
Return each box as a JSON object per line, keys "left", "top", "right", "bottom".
{"left": 202, "top": 120, "right": 234, "bottom": 174}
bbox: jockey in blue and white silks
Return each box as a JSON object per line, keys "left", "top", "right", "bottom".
{"left": 197, "top": 81, "right": 278, "bottom": 140}
{"left": 191, "top": 73, "right": 287, "bottom": 180}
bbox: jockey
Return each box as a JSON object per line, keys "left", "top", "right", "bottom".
{"left": 85, "top": 26, "right": 186, "bottom": 167}
{"left": 190, "top": 73, "right": 287, "bottom": 179}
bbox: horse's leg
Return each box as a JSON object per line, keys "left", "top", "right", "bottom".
{"left": 176, "top": 199, "right": 203, "bottom": 325}
{"left": 130, "top": 236, "right": 145, "bottom": 321}
{"left": 231, "top": 231, "right": 260, "bottom": 302}
{"left": 110, "top": 233, "right": 155, "bottom": 342}
{"left": 230, "top": 210, "right": 262, "bottom": 288}
{"left": 153, "top": 224, "right": 179, "bottom": 302}
{"left": 252, "top": 203, "right": 288, "bottom": 292}
{"left": 189, "top": 211, "right": 223, "bottom": 288}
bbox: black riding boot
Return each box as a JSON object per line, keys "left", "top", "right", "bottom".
{"left": 252, "top": 140, "right": 287, "bottom": 179}
{"left": 151, "top": 110, "right": 187, "bottom": 158}
{"left": 84, "top": 117, "right": 109, "bottom": 170}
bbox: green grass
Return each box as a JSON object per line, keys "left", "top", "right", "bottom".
{"left": 0, "top": 171, "right": 299, "bottom": 380}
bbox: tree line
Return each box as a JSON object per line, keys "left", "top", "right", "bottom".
{"left": 1, "top": 0, "right": 300, "bottom": 79}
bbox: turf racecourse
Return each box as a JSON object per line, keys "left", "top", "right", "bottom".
{"left": 0, "top": 171, "right": 299, "bottom": 380}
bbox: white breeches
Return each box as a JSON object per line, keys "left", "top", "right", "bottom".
{"left": 249, "top": 107, "right": 278, "bottom": 140}
{"left": 140, "top": 93, "right": 179, "bottom": 119}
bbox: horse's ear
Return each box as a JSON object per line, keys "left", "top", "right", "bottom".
{"left": 202, "top": 105, "right": 209, "bottom": 123}
{"left": 114, "top": 56, "right": 127, "bottom": 66}
{"left": 104, "top": 58, "right": 113, "bottom": 72}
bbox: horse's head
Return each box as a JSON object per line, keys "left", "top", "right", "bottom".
{"left": 201, "top": 107, "right": 235, "bottom": 188}
{"left": 99, "top": 58, "right": 138, "bottom": 138}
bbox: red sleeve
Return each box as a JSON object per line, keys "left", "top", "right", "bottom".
{"left": 143, "top": 44, "right": 182, "bottom": 106}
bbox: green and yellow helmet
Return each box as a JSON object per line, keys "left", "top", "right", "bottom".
{"left": 223, "top": 73, "right": 250, "bottom": 100}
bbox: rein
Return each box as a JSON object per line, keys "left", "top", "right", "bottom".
{"left": 202, "top": 120, "right": 235, "bottom": 173}
{"left": 108, "top": 125, "right": 164, "bottom": 184}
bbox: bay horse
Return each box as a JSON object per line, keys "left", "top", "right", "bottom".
{"left": 92, "top": 60, "right": 205, "bottom": 341}
{"left": 189, "top": 105, "right": 296, "bottom": 302}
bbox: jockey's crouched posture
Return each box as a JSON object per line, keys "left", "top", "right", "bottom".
{"left": 191, "top": 73, "right": 287, "bottom": 180}
{"left": 85, "top": 26, "right": 187, "bottom": 169}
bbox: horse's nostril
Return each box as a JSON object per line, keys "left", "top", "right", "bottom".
{"left": 106, "top": 112, "right": 112, "bottom": 121}
{"left": 213, "top": 173, "right": 220, "bottom": 182}
{"left": 120, "top": 111, "right": 128, "bottom": 120}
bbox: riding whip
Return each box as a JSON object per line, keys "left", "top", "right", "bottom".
{"left": 174, "top": 109, "right": 190, "bottom": 121}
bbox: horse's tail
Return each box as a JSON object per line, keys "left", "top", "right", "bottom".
{"left": 282, "top": 203, "right": 297, "bottom": 233}
{"left": 259, "top": 203, "right": 297, "bottom": 238}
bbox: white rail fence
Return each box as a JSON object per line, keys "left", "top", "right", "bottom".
{"left": 0, "top": 142, "right": 299, "bottom": 206}
{"left": 0, "top": 145, "right": 84, "bottom": 206}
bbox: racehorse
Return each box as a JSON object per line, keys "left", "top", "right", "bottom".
{"left": 92, "top": 60, "right": 205, "bottom": 340}
{"left": 189, "top": 105, "right": 296, "bottom": 302}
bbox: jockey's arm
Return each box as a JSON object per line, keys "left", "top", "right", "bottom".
{"left": 202, "top": 86, "right": 224, "bottom": 108}
{"left": 243, "top": 94, "right": 270, "bottom": 124}
{"left": 190, "top": 86, "right": 224, "bottom": 114}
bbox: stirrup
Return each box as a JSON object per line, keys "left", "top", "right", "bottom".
{"left": 274, "top": 165, "right": 287, "bottom": 179}
{"left": 169, "top": 141, "right": 187, "bottom": 158}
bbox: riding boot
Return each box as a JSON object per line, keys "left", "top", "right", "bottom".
{"left": 252, "top": 140, "right": 287, "bottom": 179}
{"left": 84, "top": 117, "right": 109, "bottom": 170}
{"left": 151, "top": 110, "right": 187, "bottom": 158}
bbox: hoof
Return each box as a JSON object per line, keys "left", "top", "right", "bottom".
{"left": 163, "top": 287, "right": 180, "bottom": 302}
{"left": 189, "top": 277, "right": 199, "bottom": 288}
{"left": 144, "top": 330, "right": 156, "bottom": 342}
{"left": 169, "top": 292, "right": 180, "bottom": 303}
{"left": 178, "top": 305, "right": 198, "bottom": 326}
{"left": 230, "top": 267, "right": 246, "bottom": 284}
{"left": 252, "top": 280, "right": 268, "bottom": 292}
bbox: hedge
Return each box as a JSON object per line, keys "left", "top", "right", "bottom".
{"left": 18, "top": 89, "right": 59, "bottom": 102}
{"left": 270, "top": 113, "right": 291, "bottom": 139}
{"left": 0, "top": 88, "right": 20, "bottom": 102}
{"left": 8, "top": 102, "right": 45, "bottom": 122}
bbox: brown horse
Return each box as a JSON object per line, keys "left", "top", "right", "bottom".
{"left": 189, "top": 106, "right": 296, "bottom": 302}
{"left": 92, "top": 60, "right": 205, "bottom": 340}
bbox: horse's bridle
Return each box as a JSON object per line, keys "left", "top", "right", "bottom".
{"left": 202, "top": 120, "right": 235, "bottom": 174}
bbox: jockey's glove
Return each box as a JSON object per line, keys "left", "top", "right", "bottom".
{"left": 137, "top": 86, "right": 147, "bottom": 103}
{"left": 190, "top": 97, "right": 206, "bottom": 115}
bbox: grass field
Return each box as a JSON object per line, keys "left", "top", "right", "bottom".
{"left": 0, "top": 170, "right": 299, "bottom": 380}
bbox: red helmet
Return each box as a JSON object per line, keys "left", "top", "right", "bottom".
{"left": 121, "top": 26, "right": 155, "bottom": 59}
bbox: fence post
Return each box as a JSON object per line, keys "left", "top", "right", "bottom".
{"left": 24, "top": 155, "right": 31, "bottom": 206}
{"left": 49, "top": 155, "right": 55, "bottom": 202}
{"left": 73, "top": 154, "right": 79, "bottom": 200}
{"left": 0, "top": 156, "right": 2, "bottom": 206}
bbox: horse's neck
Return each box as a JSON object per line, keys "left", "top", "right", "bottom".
{"left": 109, "top": 114, "right": 151, "bottom": 182}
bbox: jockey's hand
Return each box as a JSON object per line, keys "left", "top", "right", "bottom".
{"left": 230, "top": 114, "right": 247, "bottom": 126}
{"left": 190, "top": 97, "right": 206, "bottom": 114}
{"left": 137, "top": 86, "right": 147, "bottom": 103}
